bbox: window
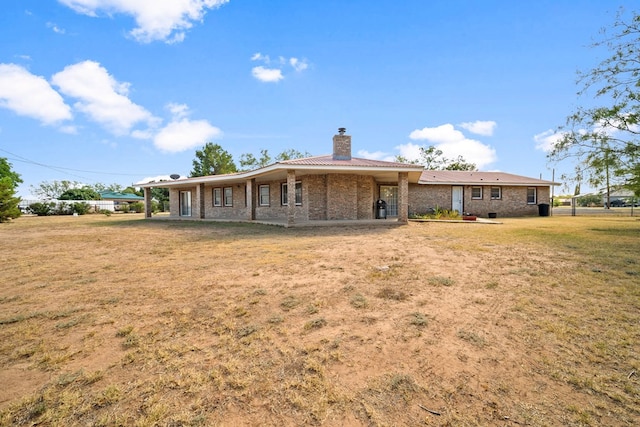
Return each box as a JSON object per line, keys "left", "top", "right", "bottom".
{"left": 281, "top": 182, "right": 302, "bottom": 206}
{"left": 213, "top": 188, "right": 222, "bottom": 206}
{"left": 491, "top": 187, "right": 502, "bottom": 200}
{"left": 471, "top": 186, "right": 483, "bottom": 199}
{"left": 224, "top": 187, "right": 233, "bottom": 207}
{"left": 527, "top": 187, "right": 537, "bottom": 204}
{"left": 179, "top": 191, "right": 192, "bottom": 216}
{"left": 259, "top": 185, "right": 270, "bottom": 206}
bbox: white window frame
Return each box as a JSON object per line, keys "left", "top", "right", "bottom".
{"left": 281, "top": 181, "right": 302, "bottom": 206}
{"left": 471, "top": 186, "right": 483, "bottom": 200}
{"left": 224, "top": 187, "right": 233, "bottom": 207}
{"left": 213, "top": 188, "right": 222, "bottom": 207}
{"left": 491, "top": 186, "right": 502, "bottom": 200}
{"left": 527, "top": 187, "right": 537, "bottom": 204}
{"left": 259, "top": 185, "right": 270, "bottom": 206}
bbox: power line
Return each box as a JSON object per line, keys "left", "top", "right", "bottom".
{"left": 0, "top": 148, "right": 165, "bottom": 180}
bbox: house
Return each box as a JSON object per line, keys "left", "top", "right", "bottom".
{"left": 413, "top": 170, "right": 554, "bottom": 218}
{"left": 140, "top": 129, "right": 556, "bottom": 225}
{"left": 99, "top": 191, "right": 145, "bottom": 211}
{"left": 601, "top": 188, "right": 637, "bottom": 207}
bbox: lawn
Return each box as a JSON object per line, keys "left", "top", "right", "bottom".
{"left": 0, "top": 214, "right": 638, "bottom": 426}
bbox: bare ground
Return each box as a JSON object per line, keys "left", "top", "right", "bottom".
{"left": 0, "top": 214, "right": 638, "bottom": 426}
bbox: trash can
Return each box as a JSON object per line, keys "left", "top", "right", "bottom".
{"left": 538, "top": 203, "right": 550, "bottom": 217}
{"left": 375, "top": 199, "right": 387, "bottom": 219}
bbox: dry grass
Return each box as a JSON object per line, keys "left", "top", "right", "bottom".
{"left": 0, "top": 213, "right": 639, "bottom": 426}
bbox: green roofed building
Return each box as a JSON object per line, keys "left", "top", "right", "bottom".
{"left": 99, "top": 192, "right": 144, "bottom": 212}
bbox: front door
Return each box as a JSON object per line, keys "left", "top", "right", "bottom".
{"left": 452, "top": 186, "right": 463, "bottom": 214}
{"left": 380, "top": 186, "right": 398, "bottom": 217}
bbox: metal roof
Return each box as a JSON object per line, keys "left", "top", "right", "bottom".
{"left": 140, "top": 155, "right": 425, "bottom": 188}
{"left": 419, "top": 170, "right": 558, "bottom": 186}
{"left": 279, "top": 155, "right": 422, "bottom": 169}
{"left": 100, "top": 191, "right": 144, "bottom": 200}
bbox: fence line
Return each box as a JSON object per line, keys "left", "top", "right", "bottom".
{"left": 20, "top": 199, "right": 116, "bottom": 212}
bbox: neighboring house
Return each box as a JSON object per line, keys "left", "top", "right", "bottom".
{"left": 99, "top": 191, "right": 144, "bottom": 211}
{"left": 139, "top": 129, "right": 557, "bottom": 225}
{"left": 601, "top": 188, "right": 637, "bottom": 207}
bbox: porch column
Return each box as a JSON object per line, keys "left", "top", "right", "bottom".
{"left": 143, "top": 187, "right": 152, "bottom": 218}
{"left": 246, "top": 179, "right": 255, "bottom": 220}
{"left": 287, "top": 169, "right": 296, "bottom": 226}
{"left": 398, "top": 172, "right": 409, "bottom": 224}
{"left": 198, "top": 183, "right": 205, "bottom": 219}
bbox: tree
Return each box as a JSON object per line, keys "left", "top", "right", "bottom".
{"left": 30, "top": 180, "right": 81, "bottom": 199}
{"left": 397, "top": 146, "right": 477, "bottom": 170}
{"left": 239, "top": 149, "right": 271, "bottom": 171}
{"left": 0, "top": 158, "right": 22, "bottom": 222}
{"left": 59, "top": 187, "right": 101, "bottom": 200}
{"left": 238, "top": 148, "right": 311, "bottom": 171}
{"left": 92, "top": 182, "right": 123, "bottom": 193}
{"left": 275, "top": 149, "right": 311, "bottom": 161}
{"left": 0, "top": 158, "right": 23, "bottom": 188}
{"left": 0, "top": 178, "right": 21, "bottom": 222}
{"left": 190, "top": 143, "right": 237, "bottom": 177}
{"left": 123, "top": 186, "right": 143, "bottom": 197}
{"left": 151, "top": 187, "right": 170, "bottom": 212}
{"left": 549, "top": 10, "right": 640, "bottom": 198}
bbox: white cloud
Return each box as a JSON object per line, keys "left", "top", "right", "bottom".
{"left": 394, "top": 142, "right": 423, "bottom": 162}
{"left": 46, "top": 22, "right": 66, "bottom": 34}
{"left": 410, "top": 123, "right": 466, "bottom": 143}
{"left": 409, "top": 123, "right": 497, "bottom": 169}
{"left": 166, "top": 102, "right": 190, "bottom": 120}
{"left": 250, "top": 53, "right": 309, "bottom": 82}
{"left": 357, "top": 149, "right": 390, "bottom": 161}
{"left": 289, "top": 57, "right": 309, "bottom": 72}
{"left": 251, "top": 66, "right": 284, "bottom": 83}
{"left": 251, "top": 52, "right": 269, "bottom": 62}
{"left": 0, "top": 63, "right": 72, "bottom": 125}
{"left": 51, "top": 60, "right": 157, "bottom": 136}
{"left": 154, "top": 118, "right": 222, "bottom": 153}
{"left": 58, "top": 0, "right": 229, "bottom": 43}
{"left": 459, "top": 120, "right": 496, "bottom": 136}
{"left": 534, "top": 129, "right": 565, "bottom": 152}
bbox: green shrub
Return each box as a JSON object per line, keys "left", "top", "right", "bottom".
{"left": 53, "top": 201, "right": 71, "bottom": 215}
{"left": 71, "top": 202, "right": 91, "bottom": 215}
{"left": 119, "top": 204, "right": 130, "bottom": 213}
{"left": 129, "top": 202, "right": 144, "bottom": 213}
{"left": 577, "top": 194, "right": 601, "bottom": 207}
{"left": 410, "top": 206, "right": 461, "bottom": 220}
{"left": 29, "top": 202, "right": 55, "bottom": 216}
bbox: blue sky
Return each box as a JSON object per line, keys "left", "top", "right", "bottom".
{"left": 0, "top": 0, "right": 634, "bottom": 198}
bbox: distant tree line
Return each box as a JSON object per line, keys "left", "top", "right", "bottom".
{"left": 189, "top": 143, "right": 311, "bottom": 177}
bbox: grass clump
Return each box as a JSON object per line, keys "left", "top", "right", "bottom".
{"left": 280, "top": 295, "right": 301, "bottom": 311}
{"left": 428, "top": 276, "right": 454, "bottom": 286}
{"left": 350, "top": 293, "right": 368, "bottom": 309}
{"left": 376, "top": 287, "right": 408, "bottom": 301}
{"left": 457, "top": 329, "right": 486, "bottom": 348}
{"left": 409, "top": 312, "right": 428, "bottom": 327}
{"left": 304, "top": 318, "right": 327, "bottom": 330}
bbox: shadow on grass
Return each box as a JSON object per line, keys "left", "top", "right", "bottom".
{"left": 88, "top": 216, "right": 401, "bottom": 238}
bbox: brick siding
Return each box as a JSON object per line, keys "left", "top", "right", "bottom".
{"left": 409, "top": 184, "right": 551, "bottom": 217}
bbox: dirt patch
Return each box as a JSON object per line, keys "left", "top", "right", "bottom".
{"left": 0, "top": 214, "right": 638, "bottom": 426}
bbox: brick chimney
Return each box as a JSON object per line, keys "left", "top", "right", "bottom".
{"left": 332, "top": 127, "right": 351, "bottom": 160}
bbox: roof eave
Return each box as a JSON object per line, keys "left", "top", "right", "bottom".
{"left": 141, "top": 162, "right": 425, "bottom": 187}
